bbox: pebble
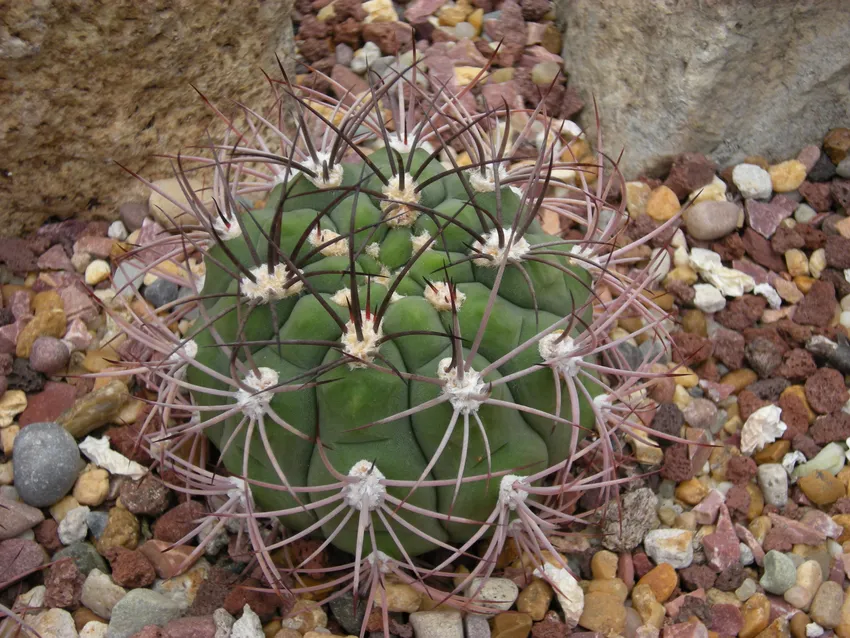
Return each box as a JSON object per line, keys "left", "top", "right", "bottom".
{"left": 73, "top": 466, "right": 110, "bottom": 506}
{"left": 80, "top": 568, "right": 128, "bottom": 619}
{"left": 108, "top": 220, "right": 129, "bottom": 241}
{"left": 0, "top": 494, "right": 44, "bottom": 539}
{"left": 144, "top": 277, "right": 180, "bottom": 308}
{"left": 769, "top": 160, "right": 808, "bottom": 192}
{"left": 119, "top": 202, "right": 149, "bottom": 231}
{"left": 58, "top": 504, "right": 91, "bottom": 544}
{"left": 760, "top": 550, "right": 797, "bottom": 594}
{"left": 579, "top": 591, "right": 626, "bottom": 635}
{"left": 693, "top": 283, "right": 726, "bottom": 313}
{"left": 646, "top": 185, "right": 681, "bottom": 221}
{"left": 643, "top": 528, "right": 694, "bottom": 569}
{"left": 0, "top": 537, "right": 48, "bottom": 582}
{"left": 809, "top": 581, "right": 844, "bottom": 628}
{"left": 107, "top": 588, "right": 183, "bottom": 638}
{"left": 85, "top": 259, "right": 111, "bottom": 285}
{"left": 57, "top": 379, "right": 130, "bottom": 438}
{"left": 531, "top": 60, "right": 560, "bottom": 85}
{"left": 682, "top": 200, "right": 741, "bottom": 240}
{"left": 491, "top": 611, "right": 532, "bottom": 637}
{"left": 13, "top": 421, "right": 83, "bottom": 507}
{"left": 464, "top": 577, "right": 519, "bottom": 614}
{"left": 756, "top": 463, "right": 789, "bottom": 507}
{"left": 29, "top": 336, "right": 71, "bottom": 374}
{"left": 740, "top": 592, "right": 771, "bottom": 638}
{"left": 799, "top": 469, "right": 846, "bottom": 505}
{"left": 516, "top": 578, "right": 552, "bottom": 620}
{"left": 410, "top": 610, "right": 464, "bottom": 638}
{"left": 785, "top": 560, "right": 823, "bottom": 609}
{"left": 53, "top": 541, "right": 109, "bottom": 575}
{"left": 733, "top": 163, "right": 773, "bottom": 200}
{"left": 351, "top": 41, "right": 382, "bottom": 74}
{"left": 635, "top": 563, "right": 678, "bottom": 603}
{"left": 231, "top": 604, "right": 264, "bottom": 638}
{"left": 27, "top": 607, "right": 78, "bottom": 638}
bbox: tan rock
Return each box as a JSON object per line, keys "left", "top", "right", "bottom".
{"left": 632, "top": 584, "right": 666, "bottom": 629}
{"left": 73, "top": 467, "right": 110, "bottom": 507}
{"left": 825, "top": 128, "right": 850, "bottom": 164}
{"left": 646, "top": 186, "right": 681, "bottom": 221}
{"left": 769, "top": 160, "right": 807, "bottom": 192}
{"left": 491, "top": 612, "right": 533, "bottom": 638}
{"left": 16, "top": 308, "right": 66, "bottom": 358}
{"left": 95, "top": 506, "right": 140, "bottom": 553}
{"left": 676, "top": 478, "right": 709, "bottom": 505}
{"left": 0, "top": 390, "right": 27, "bottom": 428}
{"left": 0, "top": 1, "right": 296, "bottom": 238}
{"left": 579, "top": 592, "right": 627, "bottom": 636}
{"left": 740, "top": 593, "right": 771, "bottom": 638}
{"left": 590, "top": 550, "right": 619, "bottom": 580}
{"left": 799, "top": 470, "right": 846, "bottom": 506}
{"left": 626, "top": 182, "right": 652, "bottom": 216}
{"left": 587, "top": 578, "right": 628, "bottom": 604}
{"left": 384, "top": 582, "right": 422, "bottom": 613}
{"left": 516, "top": 578, "right": 553, "bottom": 621}
{"left": 636, "top": 563, "right": 678, "bottom": 603}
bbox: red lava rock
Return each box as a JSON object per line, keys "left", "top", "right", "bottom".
{"left": 489, "top": 0, "right": 526, "bottom": 66}
{"left": 716, "top": 295, "right": 767, "bottom": 331}
{"left": 106, "top": 423, "right": 153, "bottom": 466}
{"left": 0, "top": 538, "right": 48, "bottom": 582}
{"left": 826, "top": 235, "right": 850, "bottom": 269}
{"left": 0, "top": 238, "right": 41, "bottom": 273}
{"left": 671, "top": 332, "right": 713, "bottom": 365}
{"left": 404, "top": 0, "right": 446, "bottom": 22}
{"left": 333, "top": 18, "right": 361, "bottom": 46}
{"left": 661, "top": 444, "right": 695, "bottom": 481}
{"left": 776, "top": 349, "right": 818, "bottom": 382}
{"left": 703, "top": 505, "right": 740, "bottom": 571}
{"left": 805, "top": 367, "right": 849, "bottom": 414}
{"left": 296, "top": 15, "right": 328, "bottom": 39}
{"left": 665, "top": 278, "right": 695, "bottom": 305}
{"left": 651, "top": 403, "right": 684, "bottom": 443}
{"left": 799, "top": 181, "right": 833, "bottom": 211}
{"left": 771, "top": 225, "right": 805, "bottom": 253}
{"left": 153, "top": 500, "right": 207, "bottom": 544}
{"left": 105, "top": 547, "right": 156, "bottom": 588}
{"left": 833, "top": 179, "right": 850, "bottom": 211}
{"left": 726, "top": 456, "right": 757, "bottom": 485}
{"left": 710, "top": 604, "right": 743, "bottom": 637}
{"left": 362, "top": 22, "right": 399, "bottom": 54}
{"left": 223, "top": 577, "right": 282, "bottom": 622}
{"left": 775, "top": 319, "right": 814, "bottom": 347}
{"left": 680, "top": 564, "right": 717, "bottom": 592}
{"left": 120, "top": 475, "right": 172, "bottom": 516}
{"left": 33, "top": 518, "right": 63, "bottom": 553}
{"left": 711, "top": 328, "right": 746, "bottom": 370}
{"left": 714, "top": 562, "right": 745, "bottom": 591}
{"left": 44, "top": 559, "right": 85, "bottom": 609}
{"left": 737, "top": 390, "right": 769, "bottom": 421}
{"left": 779, "top": 392, "right": 811, "bottom": 439}
{"left": 792, "top": 434, "right": 822, "bottom": 459}
{"left": 748, "top": 378, "right": 790, "bottom": 402}
{"left": 797, "top": 223, "right": 828, "bottom": 250}
{"left": 18, "top": 381, "right": 78, "bottom": 426}
{"left": 764, "top": 513, "right": 826, "bottom": 552}
{"left": 712, "top": 232, "right": 746, "bottom": 262}
{"left": 810, "top": 412, "right": 850, "bottom": 445}
{"left": 794, "top": 280, "right": 838, "bottom": 328}
{"left": 160, "top": 616, "right": 216, "bottom": 638}
{"left": 742, "top": 228, "right": 786, "bottom": 272}
{"left": 663, "top": 152, "right": 716, "bottom": 200}
{"left": 725, "top": 485, "right": 751, "bottom": 520}
{"left": 531, "top": 610, "right": 569, "bottom": 638}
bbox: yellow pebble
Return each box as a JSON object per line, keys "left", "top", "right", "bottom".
{"left": 645, "top": 185, "right": 681, "bottom": 221}
{"left": 768, "top": 160, "right": 807, "bottom": 193}
{"left": 85, "top": 259, "right": 111, "bottom": 286}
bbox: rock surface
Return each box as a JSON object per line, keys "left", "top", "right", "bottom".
{"left": 557, "top": 0, "right": 850, "bottom": 177}
{"left": 0, "top": 0, "right": 296, "bottom": 238}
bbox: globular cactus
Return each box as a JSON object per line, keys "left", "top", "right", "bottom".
{"left": 115, "top": 61, "right": 671, "bottom": 622}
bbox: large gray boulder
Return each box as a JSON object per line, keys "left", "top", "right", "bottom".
{"left": 0, "top": 1, "right": 295, "bottom": 238}
{"left": 557, "top": 0, "right": 850, "bottom": 177}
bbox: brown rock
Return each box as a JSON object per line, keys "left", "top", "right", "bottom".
{"left": 716, "top": 295, "right": 767, "bottom": 331}
{"left": 120, "top": 475, "right": 172, "bottom": 516}
{"left": 671, "top": 332, "right": 713, "bottom": 365}
{"left": 824, "top": 128, "right": 850, "bottom": 164}
{"left": 44, "top": 558, "right": 85, "bottom": 609}
{"left": 0, "top": 1, "right": 296, "bottom": 238}
{"left": 492, "top": 611, "right": 533, "bottom": 638}
{"left": 742, "top": 228, "right": 786, "bottom": 272}
{"left": 223, "top": 577, "right": 282, "bottom": 622}
{"left": 95, "top": 506, "right": 141, "bottom": 554}
{"left": 105, "top": 547, "right": 156, "bottom": 588}
{"left": 799, "top": 181, "right": 833, "bottom": 211}
{"left": 805, "top": 368, "right": 849, "bottom": 414}
{"left": 798, "top": 470, "right": 846, "bottom": 506}
{"left": 153, "top": 500, "right": 207, "bottom": 544}
{"left": 794, "top": 280, "right": 837, "bottom": 328}
{"left": 138, "top": 540, "right": 198, "bottom": 579}
{"left": 776, "top": 349, "right": 818, "bottom": 382}
{"left": 636, "top": 563, "right": 678, "bottom": 603}
{"left": 19, "top": 381, "right": 78, "bottom": 426}
{"left": 0, "top": 538, "right": 48, "bottom": 582}
{"left": 160, "top": 616, "right": 217, "bottom": 638}
{"left": 664, "top": 152, "right": 717, "bottom": 200}
{"left": 826, "top": 235, "right": 850, "bottom": 269}
{"left": 811, "top": 413, "right": 850, "bottom": 445}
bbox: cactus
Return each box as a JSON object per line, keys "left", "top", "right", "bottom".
{"left": 115, "top": 62, "right": 671, "bottom": 622}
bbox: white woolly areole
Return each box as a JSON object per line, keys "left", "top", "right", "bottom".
{"left": 381, "top": 174, "right": 421, "bottom": 227}
{"left": 498, "top": 474, "right": 528, "bottom": 510}
{"left": 534, "top": 563, "right": 584, "bottom": 628}
{"left": 226, "top": 475, "right": 254, "bottom": 508}
{"left": 212, "top": 215, "right": 242, "bottom": 241}
{"left": 410, "top": 229, "right": 433, "bottom": 253}
{"left": 386, "top": 135, "right": 433, "bottom": 155}
{"left": 538, "top": 331, "right": 581, "bottom": 378}
{"left": 302, "top": 152, "right": 344, "bottom": 189}
{"left": 425, "top": 282, "right": 465, "bottom": 312}
{"left": 307, "top": 228, "right": 349, "bottom": 257}
{"left": 367, "top": 550, "right": 393, "bottom": 573}
{"left": 344, "top": 460, "right": 386, "bottom": 511}
{"left": 568, "top": 244, "right": 601, "bottom": 269}
{"left": 235, "top": 367, "right": 279, "bottom": 420}
{"left": 167, "top": 339, "right": 198, "bottom": 364}
{"left": 341, "top": 313, "right": 383, "bottom": 368}
{"left": 438, "top": 358, "right": 488, "bottom": 414}
{"left": 470, "top": 164, "right": 509, "bottom": 193}
{"left": 472, "top": 229, "right": 530, "bottom": 267}
{"left": 241, "top": 264, "right": 304, "bottom": 303}
{"left": 365, "top": 242, "right": 381, "bottom": 259}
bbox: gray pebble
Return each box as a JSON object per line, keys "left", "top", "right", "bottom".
{"left": 119, "top": 201, "right": 149, "bottom": 231}
{"left": 13, "top": 421, "right": 83, "bottom": 507}
{"left": 53, "top": 541, "right": 109, "bottom": 576}
{"left": 329, "top": 590, "right": 368, "bottom": 635}
{"left": 87, "top": 510, "right": 110, "bottom": 539}
{"left": 682, "top": 398, "right": 717, "bottom": 430}
{"left": 760, "top": 550, "right": 796, "bottom": 594}
{"left": 335, "top": 43, "right": 354, "bottom": 66}
{"left": 757, "top": 463, "right": 788, "bottom": 507}
{"left": 107, "top": 588, "right": 182, "bottom": 638}
{"left": 29, "top": 336, "right": 70, "bottom": 375}
{"left": 838, "top": 157, "right": 850, "bottom": 179}
{"left": 464, "top": 614, "right": 491, "bottom": 638}
{"left": 683, "top": 200, "right": 741, "bottom": 241}
{"left": 410, "top": 611, "right": 464, "bottom": 638}
{"left": 144, "top": 278, "right": 179, "bottom": 308}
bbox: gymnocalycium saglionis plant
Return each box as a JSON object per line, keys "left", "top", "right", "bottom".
{"left": 112, "top": 58, "right": 675, "bottom": 631}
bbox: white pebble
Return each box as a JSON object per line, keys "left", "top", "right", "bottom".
{"left": 231, "top": 604, "right": 264, "bottom": 638}
{"left": 643, "top": 528, "right": 694, "bottom": 568}
{"left": 732, "top": 163, "right": 773, "bottom": 200}
{"left": 351, "top": 42, "right": 381, "bottom": 74}
{"left": 58, "top": 505, "right": 91, "bottom": 545}
{"left": 84, "top": 259, "right": 111, "bottom": 285}
{"left": 756, "top": 463, "right": 788, "bottom": 507}
{"left": 741, "top": 405, "right": 787, "bottom": 456}
{"left": 807, "top": 622, "right": 825, "bottom": 638}
{"left": 795, "top": 203, "right": 817, "bottom": 223}
{"left": 693, "top": 283, "right": 726, "bottom": 313}
{"left": 739, "top": 542, "right": 754, "bottom": 566}
{"left": 107, "top": 221, "right": 128, "bottom": 241}
{"left": 753, "top": 283, "right": 782, "bottom": 309}
{"left": 79, "top": 436, "right": 148, "bottom": 480}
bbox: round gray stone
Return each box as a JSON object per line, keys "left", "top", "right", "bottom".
{"left": 683, "top": 200, "right": 741, "bottom": 240}
{"left": 143, "top": 278, "right": 179, "bottom": 308}
{"left": 13, "top": 421, "right": 83, "bottom": 507}
{"left": 759, "top": 550, "right": 796, "bottom": 595}
{"left": 53, "top": 542, "right": 109, "bottom": 576}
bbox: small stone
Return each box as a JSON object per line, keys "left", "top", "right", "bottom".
{"left": 693, "top": 283, "right": 726, "bottom": 313}
{"left": 799, "top": 470, "right": 846, "bottom": 506}
{"left": 74, "top": 467, "right": 110, "bottom": 507}
{"left": 85, "top": 259, "right": 111, "bottom": 285}
{"left": 643, "top": 528, "right": 694, "bottom": 569}
{"left": 95, "top": 506, "right": 140, "bottom": 553}
{"left": 0, "top": 494, "right": 45, "bottom": 540}
{"left": 636, "top": 563, "right": 678, "bottom": 603}
{"left": 601, "top": 487, "right": 660, "bottom": 551}
{"left": 153, "top": 500, "right": 206, "bottom": 543}
{"left": 531, "top": 61, "right": 560, "bottom": 86}
{"left": 59, "top": 504, "right": 91, "bottom": 545}
{"left": 54, "top": 541, "right": 109, "bottom": 575}
{"left": 757, "top": 464, "right": 789, "bottom": 507}
{"left": 770, "top": 160, "right": 808, "bottom": 192}
{"left": 491, "top": 611, "right": 532, "bottom": 638}
{"left": 579, "top": 591, "right": 626, "bottom": 636}
{"left": 80, "top": 568, "right": 128, "bottom": 619}
{"left": 409, "top": 610, "right": 464, "bottom": 638}
{"left": 119, "top": 202, "right": 149, "bottom": 231}
{"left": 120, "top": 475, "right": 171, "bottom": 516}
{"left": 760, "top": 550, "right": 797, "bottom": 594}
{"left": 516, "top": 579, "right": 552, "bottom": 621}
{"left": 0, "top": 537, "right": 47, "bottom": 582}
{"left": 704, "top": 505, "right": 740, "bottom": 571}
{"left": 16, "top": 307, "right": 66, "bottom": 358}
{"left": 809, "top": 581, "right": 843, "bottom": 628}
{"left": 805, "top": 368, "right": 849, "bottom": 415}
{"left": 646, "top": 186, "right": 681, "bottom": 221}
{"left": 824, "top": 128, "right": 850, "bottom": 164}
{"left": 590, "top": 550, "right": 620, "bottom": 580}
{"left": 740, "top": 592, "right": 771, "bottom": 638}
{"left": 27, "top": 608, "right": 78, "bottom": 638}
{"left": 464, "top": 577, "right": 519, "bottom": 614}
{"left": 626, "top": 182, "right": 652, "bottom": 216}
{"left": 13, "top": 421, "right": 82, "bottom": 507}
{"left": 733, "top": 164, "right": 773, "bottom": 200}
{"left": 683, "top": 201, "right": 741, "bottom": 240}
{"left": 57, "top": 379, "right": 130, "bottom": 438}
{"left": 105, "top": 547, "right": 156, "bottom": 589}
{"left": 144, "top": 278, "right": 180, "bottom": 309}
{"left": 29, "top": 336, "right": 71, "bottom": 374}
{"left": 785, "top": 560, "right": 823, "bottom": 609}
{"left": 107, "top": 588, "right": 183, "bottom": 638}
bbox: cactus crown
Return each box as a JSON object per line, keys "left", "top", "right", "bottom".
{"left": 116, "top": 60, "right": 670, "bottom": 622}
